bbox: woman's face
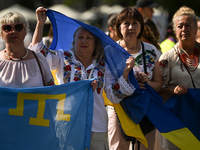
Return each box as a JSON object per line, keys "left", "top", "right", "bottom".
{"left": 74, "top": 28, "right": 96, "bottom": 58}
{"left": 1, "top": 22, "right": 26, "bottom": 45}
{"left": 175, "top": 15, "right": 197, "bottom": 42}
{"left": 120, "top": 18, "right": 141, "bottom": 40}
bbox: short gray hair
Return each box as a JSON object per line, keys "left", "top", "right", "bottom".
{"left": 0, "top": 12, "right": 29, "bottom": 36}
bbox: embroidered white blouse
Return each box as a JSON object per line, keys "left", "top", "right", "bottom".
{"left": 131, "top": 42, "right": 161, "bottom": 80}
{"left": 29, "top": 41, "right": 135, "bottom": 132}
{"left": 0, "top": 51, "right": 54, "bottom": 88}
{"left": 116, "top": 41, "right": 161, "bottom": 80}
{"left": 159, "top": 43, "right": 200, "bottom": 88}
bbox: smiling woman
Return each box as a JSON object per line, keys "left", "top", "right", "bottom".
{"left": 0, "top": 12, "right": 54, "bottom": 88}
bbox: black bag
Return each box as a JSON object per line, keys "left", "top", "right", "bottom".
{"left": 139, "top": 115, "right": 155, "bottom": 136}
{"left": 117, "top": 114, "right": 155, "bottom": 142}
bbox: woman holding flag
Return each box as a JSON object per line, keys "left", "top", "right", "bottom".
{"left": 29, "top": 7, "right": 136, "bottom": 150}
{"left": 159, "top": 6, "right": 200, "bottom": 150}
{"left": 108, "top": 7, "right": 162, "bottom": 150}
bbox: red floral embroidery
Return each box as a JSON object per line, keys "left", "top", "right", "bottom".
{"left": 77, "top": 67, "right": 81, "bottom": 70}
{"left": 64, "top": 52, "right": 70, "bottom": 57}
{"left": 41, "top": 50, "right": 45, "bottom": 56}
{"left": 159, "top": 60, "right": 168, "bottom": 68}
{"left": 49, "top": 81, "right": 55, "bottom": 86}
{"left": 87, "top": 69, "right": 91, "bottom": 73}
{"left": 98, "top": 71, "right": 103, "bottom": 76}
{"left": 45, "top": 79, "right": 55, "bottom": 86}
{"left": 97, "top": 88, "right": 101, "bottom": 94}
{"left": 65, "top": 65, "right": 71, "bottom": 71}
{"left": 99, "top": 61, "right": 105, "bottom": 66}
{"left": 114, "top": 83, "right": 120, "bottom": 90}
{"left": 74, "top": 77, "right": 80, "bottom": 81}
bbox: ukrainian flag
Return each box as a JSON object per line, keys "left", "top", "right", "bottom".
{"left": 46, "top": 9, "right": 200, "bottom": 149}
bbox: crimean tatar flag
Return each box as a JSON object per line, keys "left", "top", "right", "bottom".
{"left": 0, "top": 79, "right": 94, "bottom": 150}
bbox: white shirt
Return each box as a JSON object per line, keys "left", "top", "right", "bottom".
{"left": 29, "top": 41, "right": 135, "bottom": 132}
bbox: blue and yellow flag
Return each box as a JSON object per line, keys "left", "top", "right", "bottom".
{"left": 46, "top": 9, "right": 200, "bottom": 149}
{"left": 0, "top": 80, "right": 94, "bottom": 150}
{"left": 162, "top": 89, "right": 200, "bottom": 148}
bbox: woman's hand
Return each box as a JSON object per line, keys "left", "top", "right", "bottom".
{"left": 122, "top": 56, "right": 135, "bottom": 81}
{"left": 174, "top": 84, "right": 188, "bottom": 95}
{"left": 36, "top": 7, "right": 47, "bottom": 25}
{"left": 31, "top": 7, "right": 47, "bottom": 47}
{"left": 91, "top": 80, "right": 97, "bottom": 92}
{"left": 136, "top": 72, "right": 148, "bottom": 89}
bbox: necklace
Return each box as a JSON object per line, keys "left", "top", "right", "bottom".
{"left": 4, "top": 48, "right": 28, "bottom": 61}
{"left": 179, "top": 44, "right": 200, "bottom": 72}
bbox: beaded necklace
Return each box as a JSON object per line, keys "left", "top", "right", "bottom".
{"left": 4, "top": 48, "right": 28, "bottom": 61}
{"left": 179, "top": 44, "right": 200, "bottom": 72}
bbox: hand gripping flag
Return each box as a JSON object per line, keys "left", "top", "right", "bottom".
{"left": 46, "top": 9, "right": 200, "bottom": 149}
{"left": 0, "top": 80, "right": 93, "bottom": 150}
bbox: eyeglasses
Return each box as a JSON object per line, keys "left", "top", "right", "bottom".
{"left": 1, "top": 23, "right": 24, "bottom": 33}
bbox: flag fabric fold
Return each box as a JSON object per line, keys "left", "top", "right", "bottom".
{"left": 46, "top": 9, "right": 200, "bottom": 149}
{"left": 0, "top": 79, "right": 94, "bottom": 150}
{"left": 164, "top": 89, "right": 200, "bottom": 139}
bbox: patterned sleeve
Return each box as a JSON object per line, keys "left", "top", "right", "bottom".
{"left": 28, "top": 40, "right": 62, "bottom": 71}
{"left": 159, "top": 51, "right": 171, "bottom": 88}
{"left": 104, "top": 64, "right": 135, "bottom": 104}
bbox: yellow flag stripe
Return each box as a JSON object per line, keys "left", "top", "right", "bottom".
{"left": 161, "top": 127, "right": 200, "bottom": 150}
{"left": 51, "top": 70, "right": 59, "bottom": 85}
{"left": 103, "top": 91, "right": 148, "bottom": 148}
{"left": 114, "top": 103, "right": 148, "bottom": 148}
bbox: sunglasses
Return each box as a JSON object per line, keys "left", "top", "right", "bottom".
{"left": 2, "top": 23, "right": 24, "bottom": 33}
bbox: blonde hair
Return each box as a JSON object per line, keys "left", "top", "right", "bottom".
{"left": 71, "top": 26, "right": 105, "bottom": 61}
{"left": 172, "top": 6, "right": 197, "bottom": 32}
{"left": 0, "top": 12, "right": 29, "bottom": 36}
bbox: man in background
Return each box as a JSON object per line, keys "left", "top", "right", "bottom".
{"left": 136, "top": 0, "right": 165, "bottom": 42}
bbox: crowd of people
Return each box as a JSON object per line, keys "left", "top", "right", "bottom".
{"left": 0, "top": 0, "right": 199, "bottom": 149}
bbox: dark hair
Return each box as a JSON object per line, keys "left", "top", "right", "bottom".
{"left": 141, "top": 23, "right": 161, "bottom": 50}
{"left": 116, "top": 7, "right": 144, "bottom": 39}
{"left": 143, "top": 18, "right": 159, "bottom": 42}
{"left": 165, "top": 22, "right": 176, "bottom": 39}
{"left": 106, "top": 13, "right": 118, "bottom": 31}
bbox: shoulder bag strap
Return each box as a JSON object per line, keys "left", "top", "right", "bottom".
{"left": 178, "top": 53, "right": 196, "bottom": 89}
{"left": 141, "top": 42, "right": 147, "bottom": 74}
{"left": 174, "top": 46, "right": 196, "bottom": 89}
{"left": 31, "top": 51, "right": 45, "bottom": 86}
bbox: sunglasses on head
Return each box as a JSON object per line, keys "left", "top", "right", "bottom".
{"left": 1, "top": 23, "right": 24, "bottom": 33}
